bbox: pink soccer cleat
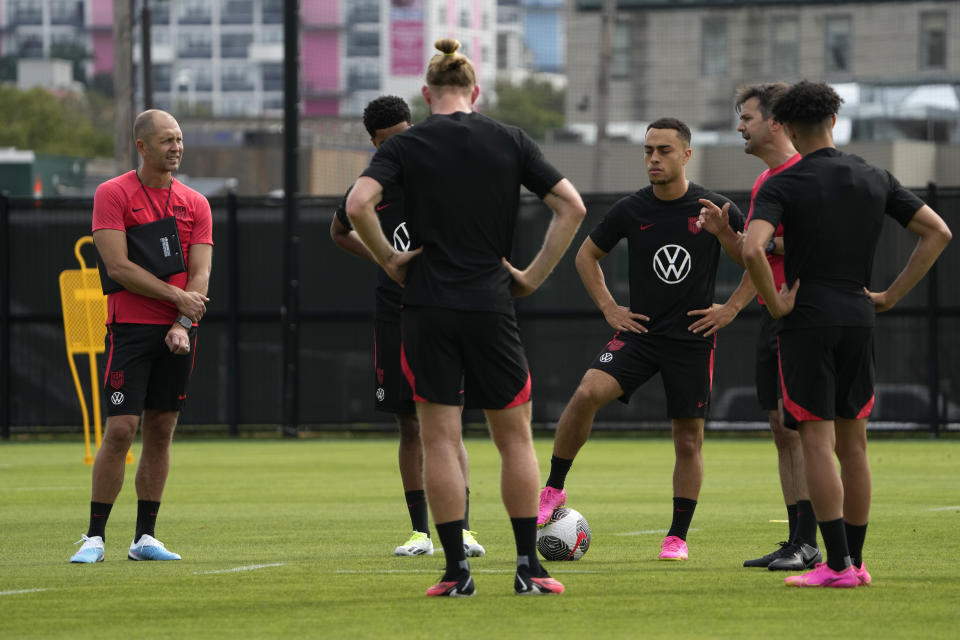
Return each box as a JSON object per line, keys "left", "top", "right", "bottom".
{"left": 659, "top": 535, "right": 689, "bottom": 561}
{"left": 537, "top": 486, "right": 567, "bottom": 526}
{"left": 784, "top": 563, "right": 858, "bottom": 588}
{"left": 854, "top": 563, "right": 871, "bottom": 586}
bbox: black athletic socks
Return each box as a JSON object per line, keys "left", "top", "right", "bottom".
{"left": 87, "top": 501, "right": 113, "bottom": 540}
{"left": 845, "top": 521, "right": 868, "bottom": 568}
{"left": 404, "top": 490, "right": 430, "bottom": 534}
{"left": 795, "top": 499, "right": 818, "bottom": 546}
{"left": 545, "top": 455, "right": 573, "bottom": 490}
{"left": 786, "top": 503, "right": 799, "bottom": 542}
{"left": 667, "top": 497, "right": 698, "bottom": 540}
{"left": 134, "top": 500, "right": 161, "bottom": 543}
{"left": 464, "top": 487, "right": 471, "bottom": 530}
{"left": 818, "top": 517, "right": 852, "bottom": 572}
{"left": 436, "top": 519, "right": 468, "bottom": 577}
{"left": 512, "top": 517, "right": 544, "bottom": 574}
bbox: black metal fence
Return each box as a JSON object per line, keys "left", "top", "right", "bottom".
{"left": 1, "top": 186, "right": 958, "bottom": 437}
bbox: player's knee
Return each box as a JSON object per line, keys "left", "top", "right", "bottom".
{"left": 103, "top": 417, "right": 138, "bottom": 449}
{"left": 570, "top": 382, "right": 608, "bottom": 412}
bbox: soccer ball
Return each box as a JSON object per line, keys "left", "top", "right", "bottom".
{"left": 537, "top": 507, "right": 591, "bottom": 561}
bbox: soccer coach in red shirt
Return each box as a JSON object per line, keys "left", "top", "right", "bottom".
{"left": 70, "top": 109, "right": 213, "bottom": 564}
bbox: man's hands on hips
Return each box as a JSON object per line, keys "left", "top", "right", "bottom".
{"left": 166, "top": 325, "right": 191, "bottom": 354}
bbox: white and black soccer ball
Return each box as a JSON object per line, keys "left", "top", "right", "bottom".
{"left": 537, "top": 507, "right": 591, "bottom": 561}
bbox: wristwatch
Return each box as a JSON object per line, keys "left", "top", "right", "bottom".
{"left": 176, "top": 314, "right": 193, "bottom": 330}
{"left": 765, "top": 239, "right": 777, "bottom": 254}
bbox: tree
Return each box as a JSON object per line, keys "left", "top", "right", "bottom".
{"left": 0, "top": 86, "right": 113, "bottom": 157}
{"left": 484, "top": 78, "right": 564, "bottom": 141}
{"left": 407, "top": 78, "right": 565, "bottom": 141}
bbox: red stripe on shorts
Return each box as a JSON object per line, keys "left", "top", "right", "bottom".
{"left": 399, "top": 344, "right": 426, "bottom": 403}
{"left": 777, "top": 337, "right": 823, "bottom": 422}
{"left": 856, "top": 394, "right": 875, "bottom": 419}
{"left": 103, "top": 325, "right": 115, "bottom": 388}
{"left": 504, "top": 369, "right": 532, "bottom": 409}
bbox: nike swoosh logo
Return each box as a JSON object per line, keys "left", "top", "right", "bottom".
{"left": 641, "top": 223, "right": 655, "bottom": 230}
{"left": 132, "top": 207, "right": 145, "bottom": 212}
{"left": 698, "top": 401, "right": 707, "bottom": 408}
{"left": 376, "top": 203, "right": 392, "bottom": 211}
{"left": 178, "top": 394, "right": 187, "bottom": 400}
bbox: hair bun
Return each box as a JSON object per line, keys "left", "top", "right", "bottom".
{"left": 434, "top": 38, "right": 461, "bottom": 55}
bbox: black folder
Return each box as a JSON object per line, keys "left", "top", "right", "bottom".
{"left": 96, "top": 216, "right": 187, "bottom": 294}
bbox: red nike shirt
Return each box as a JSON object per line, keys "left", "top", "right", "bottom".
{"left": 92, "top": 171, "right": 213, "bottom": 325}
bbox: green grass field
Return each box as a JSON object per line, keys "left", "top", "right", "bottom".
{"left": 1, "top": 437, "right": 958, "bottom": 639}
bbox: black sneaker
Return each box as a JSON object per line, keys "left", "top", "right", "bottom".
{"left": 767, "top": 542, "right": 822, "bottom": 571}
{"left": 743, "top": 541, "right": 790, "bottom": 568}
{"left": 426, "top": 571, "right": 475, "bottom": 597}
{"left": 514, "top": 565, "right": 565, "bottom": 595}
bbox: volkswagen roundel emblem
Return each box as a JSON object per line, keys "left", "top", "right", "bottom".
{"left": 392, "top": 222, "right": 411, "bottom": 251}
{"left": 599, "top": 352, "right": 613, "bottom": 363}
{"left": 110, "top": 391, "right": 124, "bottom": 405}
{"left": 653, "top": 244, "right": 691, "bottom": 284}
{"left": 376, "top": 387, "right": 386, "bottom": 402}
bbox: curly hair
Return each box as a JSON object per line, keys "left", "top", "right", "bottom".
{"left": 362, "top": 96, "right": 411, "bottom": 138}
{"left": 772, "top": 80, "right": 844, "bottom": 125}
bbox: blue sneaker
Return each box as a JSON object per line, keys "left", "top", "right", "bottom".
{"left": 70, "top": 535, "right": 104, "bottom": 563}
{"left": 128, "top": 534, "right": 181, "bottom": 561}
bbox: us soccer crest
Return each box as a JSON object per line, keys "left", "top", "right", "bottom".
{"left": 688, "top": 216, "right": 702, "bottom": 235}
{"left": 110, "top": 371, "right": 124, "bottom": 390}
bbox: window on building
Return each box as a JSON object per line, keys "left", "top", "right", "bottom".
{"left": 347, "top": 30, "right": 380, "bottom": 57}
{"left": 349, "top": 0, "right": 379, "bottom": 24}
{"left": 262, "top": 63, "right": 283, "bottom": 91}
{"left": 260, "top": 27, "right": 283, "bottom": 44}
{"left": 51, "top": 0, "right": 83, "bottom": 26}
{"left": 611, "top": 23, "right": 631, "bottom": 79}
{"left": 701, "top": 17, "right": 727, "bottom": 77}
{"left": 460, "top": 9, "right": 470, "bottom": 29}
{"left": 9, "top": 0, "right": 42, "bottom": 25}
{"left": 920, "top": 12, "right": 947, "bottom": 70}
{"left": 178, "top": 0, "right": 211, "bottom": 24}
{"left": 221, "top": 0, "right": 254, "bottom": 24}
{"left": 153, "top": 63, "right": 172, "bottom": 92}
{"left": 346, "top": 62, "right": 380, "bottom": 92}
{"left": 222, "top": 63, "right": 254, "bottom": 91}
{"left": 497, "top": 32, "right": 509, "bottom": 70}
{"left": 825, "top": 16, "right": 851, "bottom": 73}
{"left": 262, "top": 0, "right": 283, "bottom": 24}
{"left": 147, "top": 0, "right": 171, "bottom": 24}
{"left": 771, "top": 16, "right": 799, "bottom": 76}
{"left": 178, "top": 32, "right": 212, "bottom": 58}
{"left": 221, "top": 33, "right": 253, "bottom": 58}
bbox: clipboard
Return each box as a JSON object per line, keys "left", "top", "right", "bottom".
{"left": 96, "top": 216, "right": 187, "bottom": 294}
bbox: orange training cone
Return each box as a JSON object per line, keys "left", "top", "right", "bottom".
{"left": 33, "top": 175, "right": 43, "bottom": 207}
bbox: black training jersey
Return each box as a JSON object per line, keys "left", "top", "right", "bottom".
{"left": 335, "top": 182, "right": 409, "bottom": 321}
{"left": 752, "top": 147, "right": 922, "bottom": 329}
{"left": 361, "top": 111, "right": 564, "bottom": 314}
{"left": 589, "top": 182, "right": 744, "bottom": 343}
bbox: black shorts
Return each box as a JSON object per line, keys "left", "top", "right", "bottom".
{"left": 401, "top": 307, "right": 530, "bottom": 410}
{"left": 103, "top": 323, "right": 197, "bottom": 416}
{"left": 755, "top": 307, "right": 782, "bottom": 412}
{"left": 590, "top": 332, "right": 715, "bottom": 419}
{"left": 778, "top": 326, "right": 875, "bottom": 427}
{"left": 373, "top": 318, "right": 415, "bottom": 415}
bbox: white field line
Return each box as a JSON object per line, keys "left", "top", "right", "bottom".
{"left": 613, "top": 528, "right": 701, "bottom": 536}
{"left": 928, "top": 505, "right": 960, "bottom": 511}
{"left": 0, "top": 486, "right": 82, "bottom": 492}
{"left": 0, "top": 588, "right": 51, "bottom": 596}
{"left": 335, "top": 568, "right": 602, "bottom": 575}
{"left": 193, "top": 563, "right": 285, "bottom": 575}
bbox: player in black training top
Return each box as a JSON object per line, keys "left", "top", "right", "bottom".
{"left": 346, "top": 38, "right": 586, "bottom": 598}
{"left": 538, "top": 118, "right": 745, "bottom": 564}
{"left": 330, "top": 96, "right": 482, "bottom": 559}
{"left": 737, "top": 80, "right": 951, "bottom": 588}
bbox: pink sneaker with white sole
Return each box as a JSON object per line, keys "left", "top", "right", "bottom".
{"left": 537, "top": 487, "right": 567, "bottom": 526}
{"left": 659, "top": 535, "right": 688, "bottom": 561}
{"left": 785, "top": 563, "right": 858, "bottom": 588}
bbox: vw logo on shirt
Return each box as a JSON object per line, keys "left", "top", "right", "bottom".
{"left": 393, "top": 222, "right": 411, "bottom": 251}
{"left": 653, "top": 244, "right": 691, "bottom": 284}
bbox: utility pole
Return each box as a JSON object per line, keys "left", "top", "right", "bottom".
{"left": 142, "top": 0, "right": 153, "bottom": 109}
{"left": 113, "top": 0, "right": 134, "bottom": 174}
{"left": 591, "top": 0, "right": 616, "bottom": 193}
